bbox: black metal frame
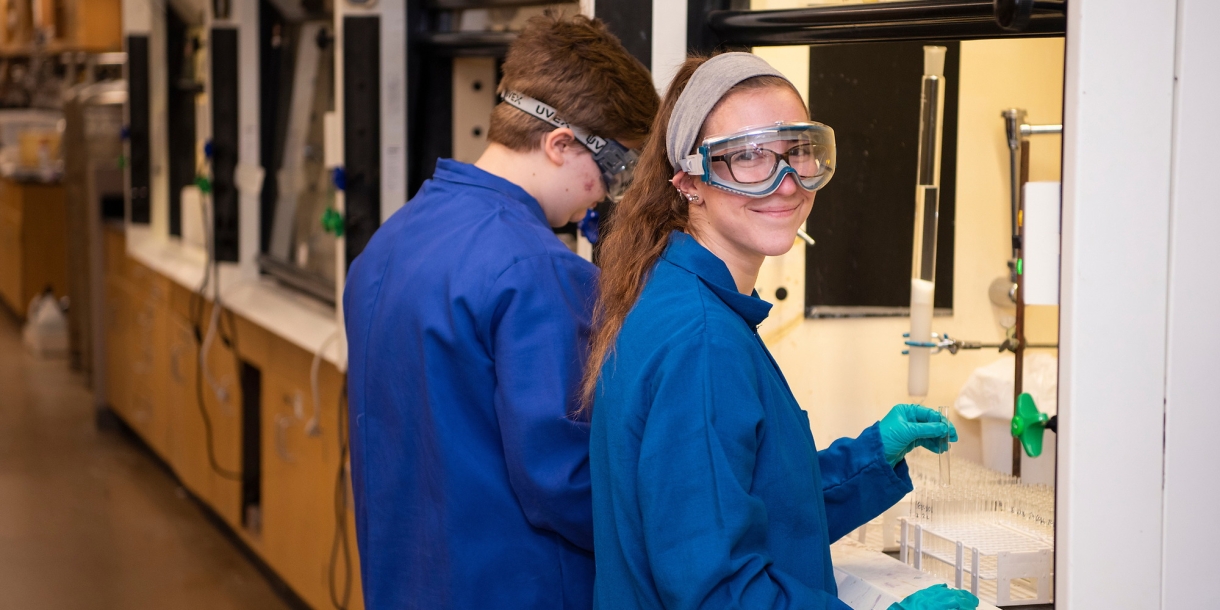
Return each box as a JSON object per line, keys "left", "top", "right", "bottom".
{"left": 239, "top": 360, "right": 262, "bottom": 530}
{"left": 708, "top": 0, "right": 1065, "bottom": 47}
{"left": 211, "top": 27, "right": 241, "bottom": 262}
{"left": 166, "top": 7, "right": 197, "bottom": 237}
{"left": 343, "top": 15, "right": 383, "bottom": 268}
{"left": 419, "top": 31, "right": 517, "bottom": 57}
{"left": 126, "top": 35, "right": 151, "bottom": 225}
{"left": 427, "top": 0, "right": 555, "bottom": 8}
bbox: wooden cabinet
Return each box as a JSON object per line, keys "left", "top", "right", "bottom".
{"left": 127, "top": 261, "right": 174, "bottom": 460}
{"left": 1, "top": 0, "right": 121, "bottom": 52}
{"left": 0, "top": 178, "right": 66, "bottom": 318}
{"left": 65, "top": 0, "right": 123, "bottom": 52}
{"left": 103, "top": 246, "right": 364, "bottom": 609}
{"left": 260, "top": 360, "right": 363, "bottom": 610}
{"left": 102, "top": 274, "right": 130, "bottom": 417}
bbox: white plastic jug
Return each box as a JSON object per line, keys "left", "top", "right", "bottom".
{"left": 23, "top": 290, "right": 68, "bottom": 358}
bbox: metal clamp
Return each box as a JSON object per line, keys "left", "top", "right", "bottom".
{"left": 903, "top": 332, "right": 994, "bottom": 355}
{"left": 903, "top": 332, "right": 967, "bottom": 355}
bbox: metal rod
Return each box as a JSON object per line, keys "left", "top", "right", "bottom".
{"left": 1021, "top": 123, "right": 1063, "bottom": 136}
{"left": 1012, "top": 138, "right": 1030, "bottom": 479}
{"left": 1002, "top": 109, "right": 1026, "bottom": 261}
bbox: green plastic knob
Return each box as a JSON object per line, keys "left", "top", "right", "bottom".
{"left": 1011, "top": 393, "right": 1050, "bottom": 457}
{"left": 195, "top": 175, "right": 212, "bottom": 195}
{"left": 321, "top": 207, "right": 344, "bottom": 237}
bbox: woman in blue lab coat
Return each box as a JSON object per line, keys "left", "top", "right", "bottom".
{"left": 582, "top": 53, "right": 979, "bottom": 610}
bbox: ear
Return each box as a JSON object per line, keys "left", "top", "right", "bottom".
{"left": 671, "top": 171, "right": 696, "bottom": 193}
{"left": 671, "top": 171, "right": 704, "bottom": 205}
{"left": 541, "top": 128, "right": 578, "bottom": 166}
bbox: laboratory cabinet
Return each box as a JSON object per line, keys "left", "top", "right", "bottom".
{"left": 0, "top": 178, "right": 67, "bottom": 318}
{"left": 101, "top": 228, "right": 363, "bottom": 609}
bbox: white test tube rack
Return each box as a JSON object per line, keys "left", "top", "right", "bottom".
{"left": 897, "top": 517, "right": 1053, "bottom": 606}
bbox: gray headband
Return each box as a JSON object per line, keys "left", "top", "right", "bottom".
{"left": 665, "top": 52, "right": 787, "bottom": 173}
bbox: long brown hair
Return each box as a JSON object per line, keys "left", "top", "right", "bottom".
{"left": 579, "top": 54, "right": 799, "bottom": 411}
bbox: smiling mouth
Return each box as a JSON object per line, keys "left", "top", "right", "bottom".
{"left": 751, "top": 204, "right": 801, "bottom": 218}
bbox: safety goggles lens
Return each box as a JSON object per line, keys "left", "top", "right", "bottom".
{"left": 710, "top": 142, "right": 828, "bottom": 185}
{"left": 683, "top": 122, "right": 836, "bottom": 198}
{"left": 594, "top": 141, "right": 639, "bottom": 203}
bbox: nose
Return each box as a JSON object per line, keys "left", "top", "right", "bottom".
{"left": 775, "top": 172, "right": 800, "bottom": 196}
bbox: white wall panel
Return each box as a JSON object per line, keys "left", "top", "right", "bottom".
{"left": 1162, "top": 0, "right": 1220, "bottom": 606}
{"left": 1057, "top": 0, "right": 1176, "bottom": 607}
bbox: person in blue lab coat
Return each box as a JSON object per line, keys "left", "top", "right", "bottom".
{"left": 581, "top": 53, "right": 980, "bottom": 610}
{"left": 343, "top": 14, "right": 658, "bottom": 610}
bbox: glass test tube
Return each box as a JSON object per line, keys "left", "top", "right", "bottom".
{"left": 938, "top": 406, "right": 951, "bottom": 486}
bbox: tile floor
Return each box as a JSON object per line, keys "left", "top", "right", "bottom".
{"left": 0, "top": 312, "right": 291, "bottom": 609}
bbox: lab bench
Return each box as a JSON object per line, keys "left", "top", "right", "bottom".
{"left": 101, "top": 226, "right": 364, "bottom": 610}
{"left": 101, "top": 226, "right": 1015, "bottom": 610}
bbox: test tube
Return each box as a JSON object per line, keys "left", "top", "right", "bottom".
{"left": 938, "top": 406, "right": 951, "bottom": 486}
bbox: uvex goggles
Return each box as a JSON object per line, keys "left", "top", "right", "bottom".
{"left": 677, "top": 121, "right": 836, "bottom": 198}
{"left": 501, "top": 91, "right": 638, "bottom": 202}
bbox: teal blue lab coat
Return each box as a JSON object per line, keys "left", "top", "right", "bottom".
{"left": 590, "top": 231, "right": 913, "bottom": 610}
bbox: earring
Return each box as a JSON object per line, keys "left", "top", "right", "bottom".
{"left": 682, "top": 192, "right": 700, "bottom": 203}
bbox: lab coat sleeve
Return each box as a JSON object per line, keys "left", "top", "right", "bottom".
{"left": 486, "top": 254, "right": 597, "bottom": 552}
{"left": 637, "top": 333, "right": 851, "bottom": 610}
{"left": 818, "top": 424, "right": 914, "bottom": 543}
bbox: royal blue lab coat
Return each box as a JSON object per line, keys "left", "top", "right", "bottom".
{"left": 344, "top": 159, "right": 598, "bottom": 610}
{"left": 590, "top": 232, "right": 914, "bottom": 610}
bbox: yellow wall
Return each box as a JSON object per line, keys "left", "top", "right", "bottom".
{"left": 750, "top": 36, "right": 1065, "bottom": 463}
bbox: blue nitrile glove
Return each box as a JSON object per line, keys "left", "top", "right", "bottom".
{"left": 888, "top": 584, "right": 979, "bottom": 610}
{"left": 879, "top": 404, "right": 958, "bottom": 467}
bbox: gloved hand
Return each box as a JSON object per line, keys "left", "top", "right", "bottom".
{"left": 887, "top": 584, "right": 979, "bottom": 610}
{"left": 879, "top": 404, "right": 958, "bottom": 466}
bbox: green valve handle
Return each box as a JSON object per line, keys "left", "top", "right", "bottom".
{"left": 1011, "top": 392, "right": 1057, "bottom": 458}
{"left": 195, "top": 175, "right": 213, "bottom": 195}
{"left": 321, "top": 207, "right": 344, "bottom": 237}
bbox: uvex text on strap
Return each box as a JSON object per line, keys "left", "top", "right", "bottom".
{"left": 501, "top": 91, "right": 638, "bottom": 202}
{"left": 502, "top": 91, "right": 606, "bottom": 154}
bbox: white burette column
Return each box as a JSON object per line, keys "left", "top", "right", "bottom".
{"left": 907, "top": 46, "right": 947, "bottom": 399}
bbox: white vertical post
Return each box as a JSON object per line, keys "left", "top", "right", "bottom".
{"left": 970, "top": 547, "right": 979, "bottom": 595}
{"left": 233, "top": 0, "right": 260, "bottom": 279}
{"left": 996, "top": 552, "right": 1010, "bottom": 606}
{"left": 955, "top": 541, "right": 963, "bottom": 589}
{"left": 332, "top": 0, "right": 350, "bottom": 360}
{"left": 1162, "top": 0, "right": 1220, "bottom": 607}
{"left": 1057, "top": 0, "right": 1176, "bottom": 608}
{"left": 651, "top": 0, "right": 686, "bottom": 92}
{"left": 380, "top": 0, "right": 406, "bottom": 223}
{"left": 899, "top": 518, "right": 908, "bottom": 564}
{"left": 149, "top": 2, "right": 168, "bottom": 239}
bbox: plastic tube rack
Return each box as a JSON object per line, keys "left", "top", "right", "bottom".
{"left": 898, "top": 517, "right": 1052, "bottom": 606}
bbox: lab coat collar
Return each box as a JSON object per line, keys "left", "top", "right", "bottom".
{"left": 433, "top": 159, "right": 550, "bottom": 227}
{"left": 661, "top": 231, "right": 773, "bottom": 328}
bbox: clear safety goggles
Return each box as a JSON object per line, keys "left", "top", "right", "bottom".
{"left": 677, "top": 122, "right": 836, "bottom": 198}
{"left": 501, "top": 91, "right": 639, "bottom": 202}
